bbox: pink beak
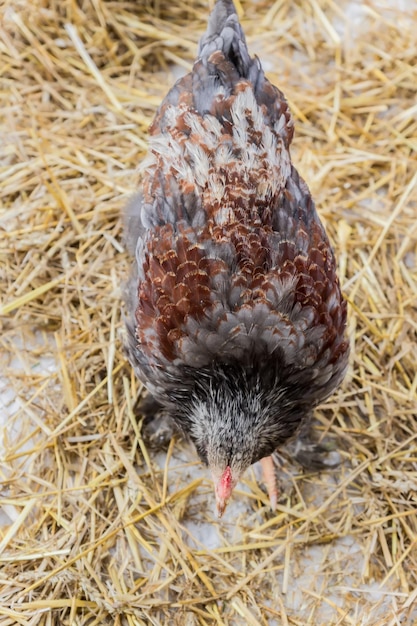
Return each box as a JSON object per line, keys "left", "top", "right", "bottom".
{"left": 214, "top": 466, "right": 235, "bottom": 517}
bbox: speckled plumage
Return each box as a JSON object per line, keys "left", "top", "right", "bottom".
{"left": 124, "top": 0, "right": 349, "bottom": 515}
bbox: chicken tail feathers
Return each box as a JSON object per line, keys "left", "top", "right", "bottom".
{"left": 198, "top": 0, "right": 252, "bottom": 79}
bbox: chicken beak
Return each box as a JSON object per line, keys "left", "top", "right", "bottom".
{"left": 215, "top": 494, "right": 228, "bottom": 518}
{"left": 213, "top": 465, "right": 234, "bottom": 518}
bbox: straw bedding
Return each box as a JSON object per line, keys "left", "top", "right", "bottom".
{"left": 0, "top": 1, "right": 416, "bottom": 624}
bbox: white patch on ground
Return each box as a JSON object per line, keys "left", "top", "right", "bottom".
{"left": 152, "top": 445, "right": 255, "bottom": 549}
{"left": 0, "top": 330, "right": 57, "bottom": 525}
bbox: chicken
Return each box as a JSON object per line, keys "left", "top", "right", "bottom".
{"left": 124, "top": 0, "right": 349, "bottom": 516}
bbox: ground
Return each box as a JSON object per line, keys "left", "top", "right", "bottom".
{"left": 1, "top": 0, "right": 417, "bottom": 624}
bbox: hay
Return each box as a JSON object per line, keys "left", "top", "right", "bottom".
{"left": 1, "top": 0, "right": 416, "bottom": 624}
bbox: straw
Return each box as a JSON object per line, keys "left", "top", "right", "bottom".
{"left": 1, "top": 0, "right": 416, "bottom": 624}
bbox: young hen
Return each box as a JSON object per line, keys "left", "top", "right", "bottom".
{"left": 124, "top": 0, "right": 349, "bottom": 516}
